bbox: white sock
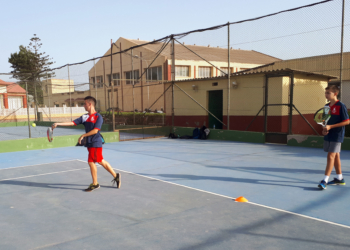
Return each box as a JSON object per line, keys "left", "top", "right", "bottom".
{"left": 337, "top": 174, "right": 343, "bottom": 180}
{"left": 323, "top": 175, "right": 330, "bottom": 183}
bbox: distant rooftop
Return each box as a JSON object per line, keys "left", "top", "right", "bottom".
{"left": 125, "top": 38, "right": 281, "bottom": 65}
{"left": 0, "top": 79, "right": 26, "bottom": 94}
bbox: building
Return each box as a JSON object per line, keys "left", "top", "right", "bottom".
{"left": 42, "top": 79, "right": 79, "bottom": 107}
{"left": 87, "top": 37, "right": 281, "bottom": 112}
{"left": 243, "top": 52, "right": 350, "bottom": 108}
{"left": 0, "top": 79, "right": 27, "bottom": 110}
{"left": 163, "top": 69, "right": 336, "bottom": 141}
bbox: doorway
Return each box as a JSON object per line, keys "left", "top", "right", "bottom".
{"left": 208, "top": 90, "right": 223, "bottom": 129}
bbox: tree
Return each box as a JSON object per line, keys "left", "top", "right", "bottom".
{"left": 8, "top": 34, "right": 55, "bottom": 105}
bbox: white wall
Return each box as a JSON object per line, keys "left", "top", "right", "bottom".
{"left": 342, "top": 81, "right": 350, "bottom": 109}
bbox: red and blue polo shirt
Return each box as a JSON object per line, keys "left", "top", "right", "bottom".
{"left": 324, "top": 101, "right": 349, "bottom": 143}
{"left": 73, "top": 112, "right": 103, "bottom": 147}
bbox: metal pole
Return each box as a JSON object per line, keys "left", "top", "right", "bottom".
{"left": 140, "top": 52, "right": 143, "bottom": 112}
{"left": 120, "top": 43, "right": 124, "bottom": 111}
{"left": 34, "top": 79, "right": 37, "bottom": 121}
{"left": 94, "top": 58, "right": 97, "bottom": 101}
{"left": 227, "top": 22, "right": 230, "bottom": 130}
{"left": 103, "top": 60, "right": 107, "bottom": 110}
{"left": 339, "top": 0, "right": 345, "bottom": 101}
{"left": 131, "top": 49, "right": 135, "bottom": 125}
{"left": 171, "top": 37, "right": 175, "bottom": 132}
{"left": 46, "top": 72, "right": 51, "bottom": 122}
{"left": 68, "top": 64, "right": 72, "bottom": 121}
{"left": 25, "top": 81, "right": 31, "bottom": 138}
{"left": 288, "top": 74, "right": 294, "bottom": 135}
{"left": 264, "top": 75, "right": 268, "bottom": 134}
{"left": 110, "top": 40, "right": 115, "bottom": 130}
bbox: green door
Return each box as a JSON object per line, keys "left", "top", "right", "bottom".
{"left": 208, "top": 90, "right": 223, "bottom": 129}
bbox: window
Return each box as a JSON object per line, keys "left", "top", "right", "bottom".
{"left": 198, "top": 67, "right": 212, "bottom": 78}
{"left": 107, "top": 73, "right": 121, "bottom": 86}
{"left": 0, "top": 95, "right": 3, "bottom": 109}
{"left": 146, "top": 66, "right": 162, "bottom": 81}
{"left": 91, "top": 77, "right": 95, "bottom": 88}
{"left": 175, "top": 66, "right": 189, "bottom": 77}
{"left": 96, "top": 76, "right": 104, "bottom": 88}
{"left": 220, "top": 67, "right": 233, "bottom": 76}
{"left": 8, "top": 96, "right": 22, "bottom": 109}
{"left": 125, "top": 70, "right": 139, "bottom": 85}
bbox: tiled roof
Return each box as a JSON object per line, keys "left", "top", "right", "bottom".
{"left": 125, "top": 38, "right": 281, "bottom": 64}
{"left": 0, "top": 79, "right": 26, "bottom": 94}
{"left": 163, "top": 68, "right": 336, "bottom": 83}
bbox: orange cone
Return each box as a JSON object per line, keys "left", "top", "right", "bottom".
{"left": 235, "top": 196, "right": 248, "bottom": 202}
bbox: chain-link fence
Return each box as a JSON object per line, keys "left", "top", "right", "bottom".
{"left": 1, "top": 0, "right": 349, "bottom": 143}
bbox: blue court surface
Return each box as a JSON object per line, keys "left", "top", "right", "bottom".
{"left": 1, "top": 138, "right": 350, "bottom": 249}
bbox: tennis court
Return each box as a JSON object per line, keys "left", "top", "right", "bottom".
{"left": 0, "top": 124, "right": 168, "bottom": 142}
{"left": 1, "top": 138, "right": 350, "bottom": 249}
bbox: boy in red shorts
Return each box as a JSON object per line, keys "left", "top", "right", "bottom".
{"left": 52, "top": 96, "right": 120, "bottom": 192}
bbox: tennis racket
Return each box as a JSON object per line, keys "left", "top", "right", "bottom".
{"left": 47, "top": 127, "right": 53, "bottom": 142}
{"left": 76, "top": 137, "right": 87, "bottom": 146}
{"left": 314, "top": 106, "right": 331, "bottom": 127}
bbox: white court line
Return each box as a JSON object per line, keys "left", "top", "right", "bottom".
{"left": 78, "top": 159, "right": 350, "bottom": 230}
{"left": 4, "top": 158, "right": 350, "bottom": 230}
{"left": 0, "top": 159, "right": 80, "bottom": 171}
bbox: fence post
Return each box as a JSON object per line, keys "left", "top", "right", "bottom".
{"left": 171, "top": 36, "right": 175, "bottom": 133}
{"left": 131, "top": 49, "right": 135, "bottom": 125}
{"left": 34, "top": 80, "right": 37, "bottom": 121}
{"left": 68, "top": 64, "right": 72, "bottom": 121}
{"left": 25, "top": 81, "right": 31, "bottom": 138}
{"left": 94, "top": 58, "right": 97, "bottom": 101}
{"left": 110, "top": 40, "right": 115, "bottom": 130}
{"left": 227, "top": 22, "right": 230, "bottom": 130}
{"left": 264, "top": 75, "right": 268, "bottom": 134}
{"left": 339, "top": 0, "right": 345, "bottom": 101}
{"left": 46, "top": 72, "right": 52, "bottom": 121}
{"left": 289, "top": 73, "right": 294, "bottom": 135}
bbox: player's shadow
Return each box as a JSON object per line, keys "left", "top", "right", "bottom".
{"left": 0, "top": 180, "right": 86, "bottom": 190}
{"left": 140, "top": 173, "right": 327, "bottom": 190}
{"left": 0, "top": 180, "right": 118, "bottom": 191}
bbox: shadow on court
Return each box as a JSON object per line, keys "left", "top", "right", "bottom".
{"left": 0, "top": 180, "right": 118, "bottom": 191}
{"left": 139, "top": 172, "right": 322, "bottom": 190}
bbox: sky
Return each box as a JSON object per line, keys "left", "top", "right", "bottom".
{"left": 0, "top": 0, "right": 347, "bottom": 83}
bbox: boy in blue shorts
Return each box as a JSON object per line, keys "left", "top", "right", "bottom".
{"left": 318, "top": 86, "right": 349, "bottom": 190}
{"left": 52, "top": 96, "right": 121, "bottom": 192}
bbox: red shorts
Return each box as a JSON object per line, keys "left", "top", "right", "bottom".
{"left": 87, "top": 147, "right": 104, "bottom": 163}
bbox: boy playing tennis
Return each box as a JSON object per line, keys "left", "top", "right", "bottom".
{"left": 52, "top": 96, "right": 121, "bottom": 192}
{"left": 318, "top": 86, "right": 349, "bottom": 190}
